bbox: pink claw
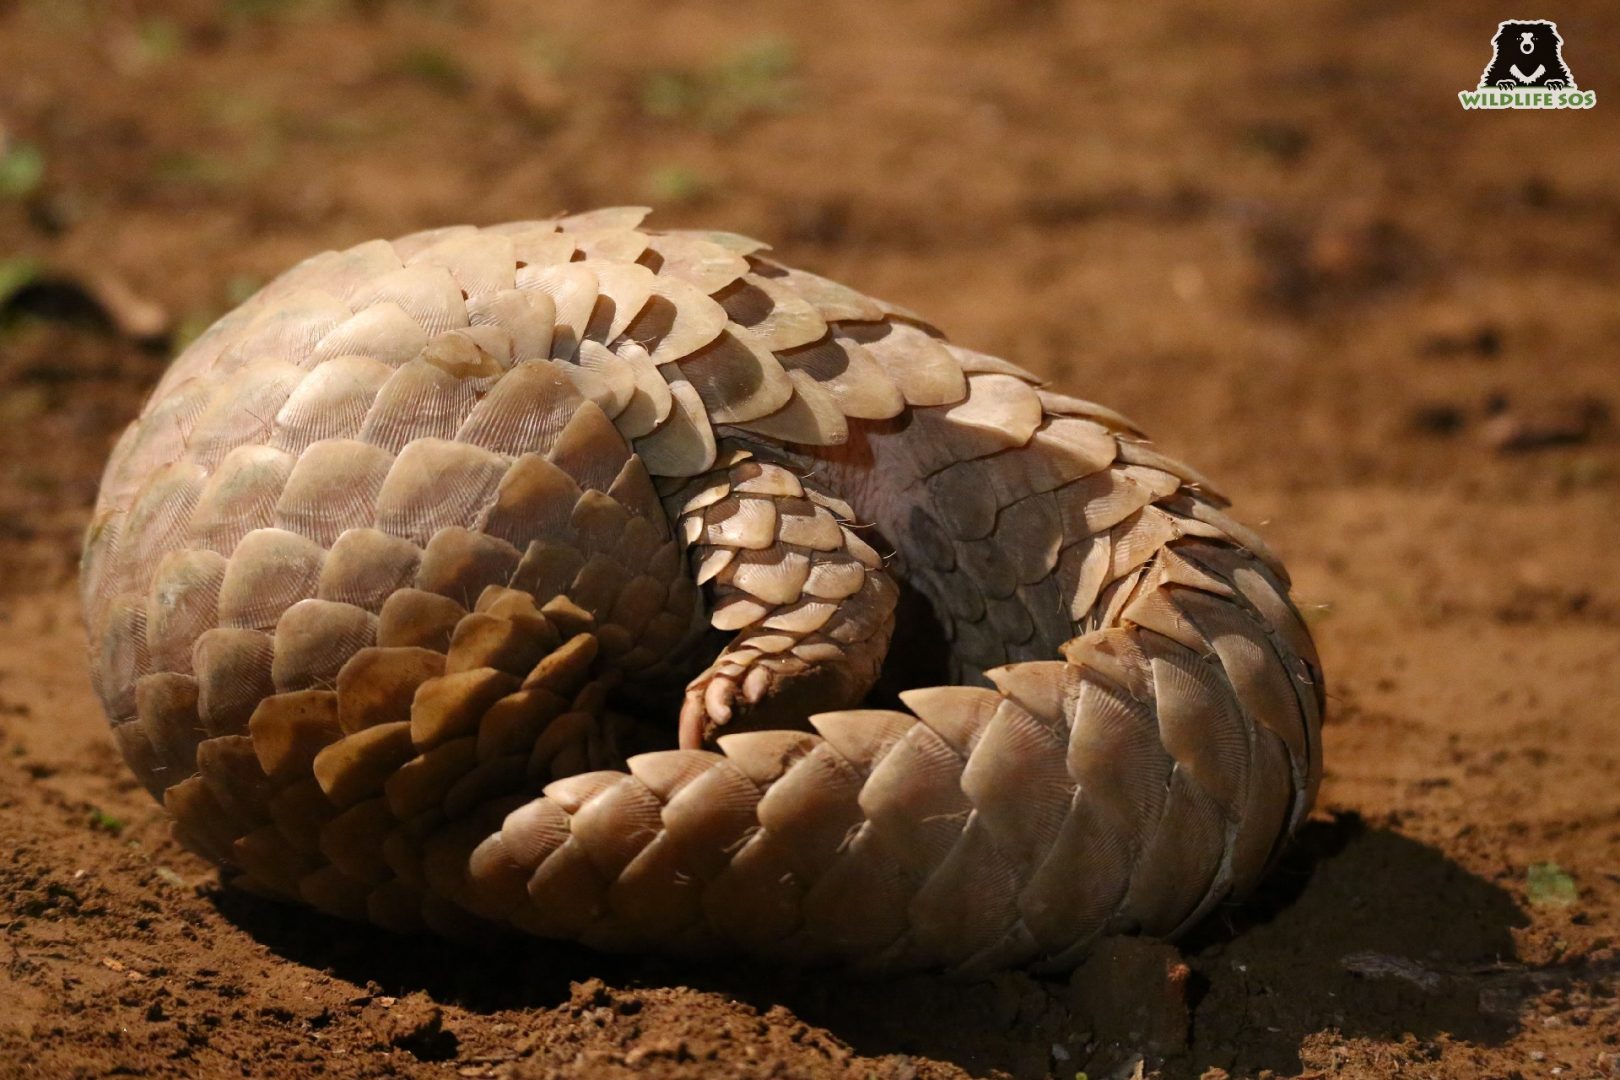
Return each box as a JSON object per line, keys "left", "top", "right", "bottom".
{"left": 743, "top": 665, "right": 772, "bottom": 705}
{"left": 679, "top": 675, "right": 739, "bottom": 749}
{"left": 705, "top": 676, "right": 735, "bottom": 725}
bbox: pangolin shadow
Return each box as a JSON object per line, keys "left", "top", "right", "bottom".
{"left": 212, "top": 813, "right": 1533, "bottom": 1079}
{"left": 1172, "top": 812, "right": 1530, "bottom": 1076}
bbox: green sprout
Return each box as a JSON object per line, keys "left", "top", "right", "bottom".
{"left": 0, "top": 258, "right": 41, "bottom": 306}
{"left": 88, "top": 808, "right": 126, "bottom": 836}
{"left": 389, "top": 46, "right": 472, "bottom": 95}
{"left": 645, "top": 165, "right": 714, "bottom": 206}
{"left": 1527, "top": 861, "right": 1576, "bottom": 907}
{"left": 0, "top": 141, "right": 45, "bottom": 199}
{"left": 639, "top": 36, "right": 800, "bottom": 131}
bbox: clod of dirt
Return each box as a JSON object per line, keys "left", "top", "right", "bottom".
{"left": 372, "top": 993, "right": 459, "bottom": 1062}
{"left": 1417, "top": 306, "right": 1502, "bottom": 359}
{"left": 1067, "top": 936, "right": 1191, "bottom": 1068}
{"left": 1249, "top": 212, "right": 1415, "bottom": 313}
{"left": 1407, "top": 402, "right": 1469, "bottom": 437}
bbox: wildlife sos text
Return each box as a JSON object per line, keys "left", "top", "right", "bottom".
{"left": 1458, "top": 88, "right": 1596, "bottom": 110}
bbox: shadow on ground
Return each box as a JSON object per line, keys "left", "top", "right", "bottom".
{"left": 213, "top": 810, "right": 1536, "bottom": 1078}
{"left": 1182, "top": 812, "right": 1530, "bottom": 1076}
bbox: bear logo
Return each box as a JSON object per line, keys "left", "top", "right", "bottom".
{"left": 1478, "top": 20, "right": 1577, "bottom": 90}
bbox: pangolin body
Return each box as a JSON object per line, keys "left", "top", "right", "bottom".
{"left": 81, "top": 208, "right": 1323, "bottom": 973}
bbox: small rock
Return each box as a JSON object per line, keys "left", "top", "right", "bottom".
{"left": 624, "top": 1037, "right": 692, "bottom": 1065}
{"left": 1481, "top": 397, "right": 1608, "bottom": 452}
{"left": 377, "top": 995, "right": 459, "bottom": 1062}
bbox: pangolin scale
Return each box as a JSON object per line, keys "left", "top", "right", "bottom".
{"left": 81, "top": 208, "right": 1323, "bottom": 973}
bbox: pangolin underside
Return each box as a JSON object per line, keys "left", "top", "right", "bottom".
{"left": 81, "top": 208, "right": 1323, "bottom": 973}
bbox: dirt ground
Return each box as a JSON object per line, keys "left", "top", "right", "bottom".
{"left": 1, "top": 1, "right": 1617, "bottom": 1077}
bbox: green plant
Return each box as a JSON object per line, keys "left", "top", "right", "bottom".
{"left": 0, "top": 258, "right": 40, "bottom": 306}
{"left": 638, "top": 36, "right": 800, "bottom": 131}
{"left": 526, "top": 33, "right": 577, "bottom": 76}
{"left": 644, "top": 164, "right": 714, "bottom": 206}
{"left": 0, "top": 141, "right": 45, "bottom": 198}
{"left": 131, "top": 16, "right": 184, "bottom": 66}
{"left": 153, "top": 150, "right": 237, "bottom": 188}
{"left": 1527, "top": 861, "right": 1577, "bottom": 907}
{"left": 88, "top": 808, "right": 126, "bottom": 836}
{"left": 389, "top": 46, "right": 472, "bottom": 94}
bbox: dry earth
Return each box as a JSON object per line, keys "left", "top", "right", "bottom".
{"left": 0, "top": 1, "right": 1616, "bottom": 1077}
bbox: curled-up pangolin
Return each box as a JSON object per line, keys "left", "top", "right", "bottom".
{"left": 81, "top": 208, "right": 1323, "bottom": 973}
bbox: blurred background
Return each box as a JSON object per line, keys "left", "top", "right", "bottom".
{"left": 0, "top": 2, "right": 1615, "bottom": 1078}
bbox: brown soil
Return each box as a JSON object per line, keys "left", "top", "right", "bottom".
{"left": 1, "top": 2, "right": 1617, "bottom": 1077}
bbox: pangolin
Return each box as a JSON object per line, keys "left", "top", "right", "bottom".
{"left": 80, "top": 208, "right": 1323, "bottom": 973}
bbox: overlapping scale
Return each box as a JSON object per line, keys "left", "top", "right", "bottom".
{"left": 80, "top": 209, "right": 1321, "bottom": 974}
